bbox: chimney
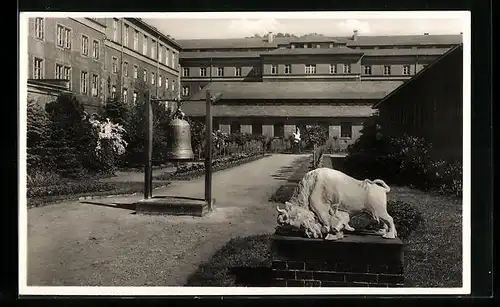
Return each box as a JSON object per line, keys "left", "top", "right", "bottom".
{"left": 267, "top": 32, "right": 274, "bottom": 43}
{"left": 424, "top": 32, "right": 429, "bottom": 35}
{"left": 353, "top": 29, "right": 359, "bottom": 41}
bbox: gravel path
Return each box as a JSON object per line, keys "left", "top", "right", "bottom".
{"left": 27, "top": 154, "right": 308, "bottom": 286}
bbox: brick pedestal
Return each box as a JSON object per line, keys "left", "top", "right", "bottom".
{"left": 271, "top": 234, "right": 404, "bottom": 287}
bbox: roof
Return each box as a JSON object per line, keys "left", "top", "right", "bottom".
{"left": 181, "top": 102, "right": 376, "bottom": 118}
{"left": 180, "top": 51, "right": 262, "bottom": 59}
{"left": 187, "top": 81, "right": 403, "bottom": 101}
{"left": 373, "top": 44, "right": 463, "bottom": 109}
{"left": 177, "top": 34, "right": 463, "bottom": 50}
{"left": 288, "top": 35, "right": 338, "bottom": 43}
{"left": 361, "top": 48, "right": 452, "bottom": 57}
{"left": 263, "top": 46, "right": 363, "bottom": 56}
{"left": 128, "top": 18, "right": 182, "bottom": 49}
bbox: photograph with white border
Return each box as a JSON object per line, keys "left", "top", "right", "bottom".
{"left": 19, "top": 11, "right": 471, "bottom": 296}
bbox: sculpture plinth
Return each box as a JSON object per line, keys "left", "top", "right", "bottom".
{"left": 270, "top": 234, "right": 404, "bottom": 287}
{"left": 136, "top": 196, "right": 215, "bottom": 217}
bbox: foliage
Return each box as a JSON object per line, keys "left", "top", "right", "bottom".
{"left": 387, "top": 200, "right": 425, "bottom": 240}
{"left": 101, "top": 97, "right": 129, "bottom": 126}
{"left": 186, "top": 235, "right": 272, "bottom": 287}
{"left": 302, "top": 125, "right": 328, "bottom": 150}
{"left": 343, "top": 117, "right": 462, "bottom": 197}
{"left": 27, "top": 180, "right": 116, "bottom": 198}
{"left": 26, "top": 100, "right": 52, "bottom": 172}
{"left": 89, "top": 117, "right": 128, "bottom": 173}
{"left": 44, "top": 94, "right": 98, "bottom": 178}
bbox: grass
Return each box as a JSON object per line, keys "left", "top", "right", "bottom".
{"left": 27, "top": 181, "right": 171, "bottom": 208}
{"left": 186, "top": 234, "right": 273, "bottom": 287}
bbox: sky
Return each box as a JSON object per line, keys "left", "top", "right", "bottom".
{"left": 142, "top": 15, "right": 467, "bottom": 40}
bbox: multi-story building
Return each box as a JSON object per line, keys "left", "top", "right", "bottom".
{"left": 178, "top": 31, "right": 462, "bottom": 146}
{"left": 26, "top": 17, "right": 182, "bottom": 114}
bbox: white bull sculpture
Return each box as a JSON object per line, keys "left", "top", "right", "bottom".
{"left": 276, "top": 167, "right": 397, "bottom": 239}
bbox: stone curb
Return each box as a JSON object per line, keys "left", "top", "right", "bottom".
{"left": 77, "top": 184, "right": 170, "bottom": 201}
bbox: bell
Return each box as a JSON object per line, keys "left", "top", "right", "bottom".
{"left": 165, "top": 116, "right": 195, "bottom": 161}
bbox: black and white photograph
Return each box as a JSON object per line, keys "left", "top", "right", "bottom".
{"left": 19, "top": 11, "right": 470, "bottom": 296}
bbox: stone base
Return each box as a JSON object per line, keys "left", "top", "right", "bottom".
{"left": 135, "top": 196, "right": 215, "bottom": 217}
{"left": 271, "top": 234, "right": 404, "bottom": 287}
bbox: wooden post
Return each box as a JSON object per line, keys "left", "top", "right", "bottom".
{"left": 205, "top": 90, "right": 213, "bottom": 209}
{"left": 144, "top": 91, "right": 153, "bottom": 199}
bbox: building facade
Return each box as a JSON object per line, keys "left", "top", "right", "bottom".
{"left": 178, "top": 31, "right": 462, "bottom": 144}
{"left": 26, "top": 17, "right": 182, "bottom": 113}
{"left": 373, "top": 45, "right": 463, "bottom": 162}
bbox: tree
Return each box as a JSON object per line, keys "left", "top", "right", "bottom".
{"left": 302, "top": 125, "right": 328, "bottom": 150}
{"left": 26, "top": 99, "right": 51, "bottom": 172}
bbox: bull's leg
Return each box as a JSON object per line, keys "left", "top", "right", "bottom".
{"left": 377, "top": 210, "right": 397, "bottom": 239}
{"left": 309, "top": 193, "right": 332, "bottom": 236}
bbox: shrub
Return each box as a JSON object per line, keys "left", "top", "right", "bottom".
{"left": 302, "top": 125, "right": 328, "bottom": 150}
{"left": 27, "top": 180, "right": 115, "bottom": 198}
{"left": 387, "top": 200, "right": 425, "bottom": 240}
{"left": 26, "top": 99, "right": 52, "bottom": 172}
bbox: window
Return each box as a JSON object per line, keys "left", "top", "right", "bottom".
{"left": 81, "top": 35, "right": 89, "bottom": 56}
{"left": 402, "top": 65, "right": 411, "bottom": 75}
{"left": 123, "top": 61, "right": 128, "bottom": 77}
{"left": 171, "top": 53, "right": 176, "bottom": 68}
{"left": 123, "top": 24, "right": 129, "bottom": 47}
{"left": 158, "top": 75, "right": 162, "bottom": 87}
{"left": 329, "top": 64, "right": 336, "bottom": 74}
{"left": 303, "top": 44, "right": 308, "bottom": 48}
{"left": 183, "top": 67, "right": 190, "bottom": 77}
{"left": 143, "top": 69, "right": 147, "bottom": 82}
{"left": 112, "top": 57, "right": 118, "bottom": 74}
{"left": 383, "top": 65, "right": 391, "bottom": 75}
{"left": 235, "top": 67, "right": 242, "bottom": 77}
{"left": 133, "top": 65, "right": 138, "bottom": 79}
{"left": 63, "top": 66, "right": 71, "bottom": 87}
{"left": 305, "top": 64, "right": 316, "bottom": 74}
{"left": 56, "top": 24, "right": 71, "bottom": 49}
{"left": 91, "top": 74, "right": 98, "bottom": 97}
{"left": 182, "top": 86, "right": 189, "bottom": 96}
{"left": 273, "top": 123, "right": 284, "bottom": 138}
{"left": 329, "top": 43, "right": 334, "bottom": 48}
{"left": 123, "top": 88, "right": 128, "bottom": 102}
{"left": 343, "top": 64, "right": 351, "bottom": 74}
{"left": 34, "top": 17, "right": 44, "bottom": 40}
{"left": 80, "top": 71, "right": 88, "bottom": 94}
{"left": 340, "top": 122, "right": 352, "bottom": 138}
{"left": 92, "top": 40, "right": 100, "bottom": 59}
{"left": 55, "top": 63, "right": 63, "bottom": 79}
{"left": 172, "top": 81, "right": 175, "bottom": 92}
{"left": 151, "top": 40, "right": 156, "bottom": 59}
{"left": 253, "top": 66, "right": 261, "bottom": 75}
{"left": 112, "top": 19, "right": 118, "bottom": 41}
{"left": 316, "top": 44, "right": 321, "bottom": 48}
{"left": 217, "top": 67, "right": 224, "bottom": 77}
{"left": 111, "top": 85, "right": 116, "bottom": 98}
{"left": 200, "top": 67, "right": 207, "bottom": 77}
{"left": 133, "top": 30, "right": 139, "bottom": 50}
{"left": 133, "top": 92, "right": 138, "bottom": 104}
{"left": 159, "top": 46, "right": 162, "bottom": 62}
{"left": 151, "top": 72, "right": 155, "bottom": 85}
{"left": 33, "top": 57, "right": 44, "bottom": 79}
{"left": 165, "top": 78, "right": 169, "bottom": 89}
{"left": 142, "top": 35, "right": 147, "bottom": 55}
{"left": 165, "top": 49, "right": 169, "bottom": 65}
{"left": 363, "top": 65, "right": 372, "bottom": 75}
{"left": 284, "top": 64, "right": 291, "bottom": 74}
{"left": 271, "top": 64, "right": 278, "bottom": 74}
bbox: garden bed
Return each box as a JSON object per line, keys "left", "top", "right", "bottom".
{"left": 154, "top": 153, "right": 270, "bottom": 181}
{"left": 27, "top": 181, "right": 171, "bottom": 208}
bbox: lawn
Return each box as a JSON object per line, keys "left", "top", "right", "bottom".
{"left": 188, "top": 185, "right": 463, "bottom": 288}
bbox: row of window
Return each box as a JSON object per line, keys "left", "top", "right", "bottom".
{"left": 33, "top": 18, "right": 101, "bottom": 60}
{"left": 111, "top": 19, "right": 177, "bottom": 69}
{"left": 32, "top": 57, "right": 177, "bottom": 96}
{"left": 224, "top": 122, "right": 353, "bottom": 138}
{"left": 181, "top": 64, "right": 423, "bottom": 77}
{"left": 110, "top": 57, "right": 177, "bottom": 90}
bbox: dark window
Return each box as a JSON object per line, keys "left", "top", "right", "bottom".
{"left": 231, "top": 122, "right": 240, "bottom": 134}
{"left": 273, "top": 123, "right": 285, "bottom": 138}
{"left": 252, "top": 122, "right": 263, "bottom": 135}
{"left": 340, "top": 122, "right": 352, "bottom": 138}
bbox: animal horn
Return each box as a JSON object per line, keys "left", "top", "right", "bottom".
{"left": 276, "top": 206, "right": 287, "bottom": 214}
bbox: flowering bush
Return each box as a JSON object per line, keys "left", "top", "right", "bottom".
{"left": 89, "top": 117, "right": 128, "bottom": 174}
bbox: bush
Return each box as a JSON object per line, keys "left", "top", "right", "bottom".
{"left": 387, "top": 200, "right": 425, "bottom": 240}
{"left": 27, "top": 180, "right": 115, "bottom": 198}
{"left": 26, "top": 100, "right": 52, "bottom": 172}
{"left": 302, "top": 125, "right": 328, "bottom": 150}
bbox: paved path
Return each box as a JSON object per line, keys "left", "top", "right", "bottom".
{"left": 26, "top": 154, "right": 308, "bottom": 287}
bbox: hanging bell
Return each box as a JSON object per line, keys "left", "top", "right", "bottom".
{"left": 165, "top": 105, "right": 195, "bottom": 161}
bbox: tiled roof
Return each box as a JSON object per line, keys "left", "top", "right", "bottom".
{"left": 181, "top": 102, "right": 376, "bottom": 118}
{"left": 345, "top": 35, "right": 462, "bottom": 47}
{"left": 373, "top": 44, "right": 463, "bottom": 109}
{"left": 180, "top": 51, "right": 262, "bottom": 59}
{"left": 263, "top": 46, "right": 363, "bottom": 56}
{"left": 187, "top": 81, "right": 402, "bottom": 101}
{"left": 361, "top": 48, "right": 452, "bottom": 56}
{"left": 288, "top": 35, "right": 339, "bottom": 43}
{"left": 177, "top": 34, "right": 462, "bottom": 50}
